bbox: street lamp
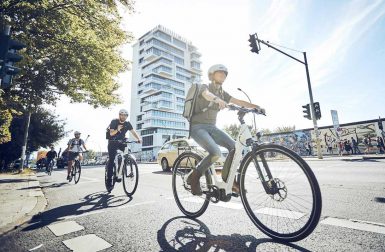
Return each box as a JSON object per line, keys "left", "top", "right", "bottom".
{"left": 248, "top": 33, "right": 323, "bottom": 159}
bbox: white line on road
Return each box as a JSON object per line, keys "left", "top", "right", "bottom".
{"left": 48, "top": 221, "right": 84, "bottom": 236}
{"left": 320, "top": 217, "right": 385, "bottom": 235}
{"left": 28, "top": 244, "right": 44, "bottom": 251}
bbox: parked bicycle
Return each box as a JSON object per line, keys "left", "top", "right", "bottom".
{"left": 104, "top": 139, "right": 139, "bottom": 196}
{"left": 172, "top": 104, "right": 322, "bottom": 242}
{"left": 68, "top": 151, "right": 88, "bottom": 184}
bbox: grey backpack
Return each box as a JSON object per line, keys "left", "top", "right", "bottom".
{"left": 183, "top": 83, "right": 201, "bottom": 122}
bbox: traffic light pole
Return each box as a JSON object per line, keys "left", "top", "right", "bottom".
{"left": 256, "top": 38, "right": 323, "bottom": 159}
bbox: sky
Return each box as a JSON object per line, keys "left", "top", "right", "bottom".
{"left": 52, "top": 0, "right": 385, "bottom": 153}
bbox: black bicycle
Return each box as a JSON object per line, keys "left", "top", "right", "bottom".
{"left": 105, "top": 139, "right": 139, "bottom": 196}
{"left": 172, "top": 105, "right": 322, "bottom": 242}
{"left": 47, "top": 159, "right": 55, "bottom": 176}
{"left": 68, "top": 151, "right": 87, "bottom": 184}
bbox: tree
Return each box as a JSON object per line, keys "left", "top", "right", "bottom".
{"left": 0, "top": 108, "right": 65, "bottom": 169}
{"left": 274, "top": 125, "right": 296, "bottom": 133}
{"left": 0, "top": 0, "right": 135, "bottom": 140}
{"left": 223, "top": 123, "right": 258, "bottom": 139}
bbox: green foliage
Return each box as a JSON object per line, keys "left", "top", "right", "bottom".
{"left": 1, "top": 0, "right": 135, "bottom": 108}
{"left": 274, "top": 125, "right": 296, "bottom": 133}
{"left": 222, "top": 123, "right": 258, "bottom": 139}
{"left": 0, "top": 108, "right": 65, "bottom": 166}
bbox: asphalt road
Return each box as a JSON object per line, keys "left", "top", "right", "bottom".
{"left": 1, "top": 159, "right": 385, "bottom": 251}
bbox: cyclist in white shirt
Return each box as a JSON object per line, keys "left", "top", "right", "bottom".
{"left": 66, "top": 131, "right": 87, "bottom": 180}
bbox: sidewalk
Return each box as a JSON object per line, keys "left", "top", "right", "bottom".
{"left": 302, "top": 154, "right": 385, "bottom": 161}
{"left": 0, "top": 170, "right": 47, "bottom": 236}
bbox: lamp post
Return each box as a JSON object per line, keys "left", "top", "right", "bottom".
{"left": 249, "top": 33, "right": 323, "bottom": 159}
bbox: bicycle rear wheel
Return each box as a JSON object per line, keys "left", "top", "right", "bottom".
{"left": 122, "top": 158, "right": 139, "bottom": 196}
{"left": 239, "top": 144, "right": 322, "bottom": 242}
{"left": 172, "top": 152, "right": 210, "bottom": 218}
{"left": 73, "top": 161, "right": 81, "bottom": 184}
{"left": 48, "top": 162, "right": 53, "bottom": 176}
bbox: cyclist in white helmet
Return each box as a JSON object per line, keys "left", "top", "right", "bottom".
{"left": 66, "top": 131, "right": 87, "bottom": 180}
{"left": 106, "top": 109, "right": 142, "bottom": 189}
{"left": 188, "top": 64, "right": 265, "bottom": 195}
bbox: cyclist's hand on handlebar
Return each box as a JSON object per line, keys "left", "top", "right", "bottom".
{"left": 217, "top": 99, "right": 227, "bottom": 110}
{"left": 253, "top": 107, "right": 266, "bottom": 115}
{"left": 137, "top": 138, "right": 142, "bottom": 144}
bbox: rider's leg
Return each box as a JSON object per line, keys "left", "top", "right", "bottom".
{"left": 107, "top": 142, "right": 118, "bottom": 186}
{"left": 189, "top": 125, "right": 223, "bottom": 195}
{"left": 67, "top": 159, "right": 73, "bottom": 179}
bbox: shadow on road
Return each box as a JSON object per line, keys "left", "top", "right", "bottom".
{"left": 152, "top": 171, "right": 172, "bottom": 175}
{"left": 374, "top": 197, "right": 385, "bottom": 203}
{"left": 0, "top": 179, "right": 31, "bottom": 184}
{"left": 22, "top": 191, "right": 132, "bottom": 231}
{"left": 157, "top": 217, "right": 311, "bottom": 252}
{"left": 341, "top": 159, "right": 380, "bottom": 162}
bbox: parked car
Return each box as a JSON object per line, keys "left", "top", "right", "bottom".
{"left": 157, "top": 138, "right": 228, "bottom": 171}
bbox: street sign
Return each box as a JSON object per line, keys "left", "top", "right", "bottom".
{"left": 331, "top": 110, "right": 340, "bottom": 138}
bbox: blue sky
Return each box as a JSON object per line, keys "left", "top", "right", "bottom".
{"left": 53, "top": 0, "right": 385, "bottom": 152}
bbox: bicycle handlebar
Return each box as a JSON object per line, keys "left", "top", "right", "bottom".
{"left": 227, "top": 104, "right": 266, "bottom": 116}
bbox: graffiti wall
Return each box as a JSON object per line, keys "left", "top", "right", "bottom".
{"left": 262, "top": 119, "right": 384, "bottom": 155}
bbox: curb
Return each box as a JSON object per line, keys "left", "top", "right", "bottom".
{"left": 0, "top": 173, "right": 48, "bottom": 236}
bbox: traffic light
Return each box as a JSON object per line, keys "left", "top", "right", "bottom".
{"left": 314, "top": 102, "right": 321, "bottom": 120}
{"left": 248, "top": 34, "right": 260, "bottom": 54}
{"left": 0, "top": 32, "right": 26, "bottom": 89}
{"left": 302, "top": 104, "right": 311, "bottom": 120}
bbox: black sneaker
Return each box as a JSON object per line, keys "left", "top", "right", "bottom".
{"left": 67, "top": 175, "right": 71, "bottom": 181}
{"left": 115, "top": 176, "right": 122, "bottom": 183}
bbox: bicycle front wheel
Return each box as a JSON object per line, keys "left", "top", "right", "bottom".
{"left": 239, "top": 144, "right": 322, "bottom": 242}
{"left": 73, "top": 161, "right": 81, "bottom": 184}
{"left": 172, "top": 152, "right": 210, "bottom": 218}
{"left": 122, "top": 158, "right": 139, "bottom": 197}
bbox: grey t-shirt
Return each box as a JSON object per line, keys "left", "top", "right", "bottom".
{"left": 191, "top": 83, "right": 232, "bottom": 125}
{"left": 67, "top": 138, "right": 85, "bottom": 153}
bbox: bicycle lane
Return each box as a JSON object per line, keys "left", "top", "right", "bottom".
{"left": 1, "top": 164, "right": 384, "bottom": 251}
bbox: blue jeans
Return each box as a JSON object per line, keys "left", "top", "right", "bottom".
{"left": 190, "top": 124, "right": 235, "bottom": 174}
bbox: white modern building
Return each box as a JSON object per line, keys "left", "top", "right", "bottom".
{"left": 130, "top": 25, "right": 202, "bottom": 161}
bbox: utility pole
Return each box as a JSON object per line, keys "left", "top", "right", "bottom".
{"left": 248, "top": 33, "right": 323, "bottom": 159}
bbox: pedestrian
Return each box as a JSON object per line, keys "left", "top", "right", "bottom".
{"left": 307, "top": 142, "right": 312, "bottom": 156}
{"left": 376, "top": 136, "right": 385, "bottom": 154}
{"left": 338, "top": 141, "right": 344, "bottom": 156}
{"left": 351, "top": 137, "right": 361, "bottom": 155}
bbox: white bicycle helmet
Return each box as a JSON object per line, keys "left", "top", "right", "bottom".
{"left": 74, "top": 131, "right": 81, "bottom": 135}
{"left": 208, "top": 64, "right": 228, "bottom": 81}
{"left": 119, "top": 109, "right": 129, "bottom": 116}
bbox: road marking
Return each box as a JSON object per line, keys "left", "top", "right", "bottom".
{"left": 59, "top": 201, "right": 156, "bottom": 220}
{"left": 28, "top": 244, "right": 43, "bottom": 251}
{"left": 320, "top": 217, "right": 385, "bottom": 235}
{"left": 254, "top": 207, "right": 305, "bottom": 220}
{"left": 48, "top": 221, "right": 84, "bottom": 236}
{"left": 116, "top": 200, "right": 156, "bottom": 209}
{"left": 63, "top": 234, "right": 112, "bottom": 252}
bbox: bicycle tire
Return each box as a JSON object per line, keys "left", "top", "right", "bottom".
{"left": 73, "top": 160, "right": 81, "bottom": 184}
{"left": 172, "top": 152, "right": 210, "bottom": 218}
{"left": 239, "top": 144, "right": 322, "bottom": 242}
{"left": 48, "top": 162, "right": 53, "bottom": 176}
{"left": 122, "top": 158, "right": 139, "bottom": 196}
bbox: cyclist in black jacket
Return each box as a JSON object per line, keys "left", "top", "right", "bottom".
{"left": 45, "top": 146, "right": 57, "bottom": 172}
{"left": 106, "top": 109, "right": 141, "bottom": 189}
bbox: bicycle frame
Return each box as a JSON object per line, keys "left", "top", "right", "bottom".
{"left": 204, "top": 124, "right": 253, "bottom": 196}
{"left": 113, "top": 142, "right": 136, "bottom": 177}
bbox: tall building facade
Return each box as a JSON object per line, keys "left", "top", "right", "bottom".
{"left": 130, "top": 25, "right": 202, "bottom": 160}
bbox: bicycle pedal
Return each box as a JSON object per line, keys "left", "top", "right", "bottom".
{"left": 115, "top": 178, "right": 122, "bottom": 182}
{"left": 231, "top": 192, "right": 239, "bottom": 197}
